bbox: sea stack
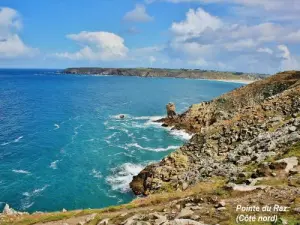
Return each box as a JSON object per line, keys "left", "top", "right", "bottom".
{"left": 166, "top": 102, "right": 176, "bottom": 119}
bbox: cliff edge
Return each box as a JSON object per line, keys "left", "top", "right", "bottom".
{"left": 130, "top": 71, "right": 300, "bottom": 195}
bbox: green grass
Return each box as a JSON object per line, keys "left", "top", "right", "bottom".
{"left": 283, "top": 142, "right": 300, "bottom": 158}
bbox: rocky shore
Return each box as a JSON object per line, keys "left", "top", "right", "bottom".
{"left": 63, "top": 67, "right": 265, "bottom": 82}
{"left": 130, "top": 70, "right": 300, "bottom": 195}
{"left": 1, "top": 70, "right": 300, "bottom": 225}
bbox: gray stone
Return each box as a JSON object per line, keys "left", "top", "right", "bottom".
{"left": 176, "top": 208, "right": 194, "bottom": 219}
{"left": 167, "top": 219, "right": 207, "bottom": 225}
{"left": 275, "top": 157, "right": 298, "bottom": 173}
{"left": 182, "top": 182, "right": 188, "bottom": 190}
{"left": 97, "top": 218, "right": 109, "bottom": 225}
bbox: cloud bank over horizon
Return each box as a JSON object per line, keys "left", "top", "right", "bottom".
{"left": 0, "top": 1, "right": 300, "bottom": 73}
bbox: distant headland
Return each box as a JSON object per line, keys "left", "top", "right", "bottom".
{"left": 63, "top": 67, "right": 268, "bottom": 83}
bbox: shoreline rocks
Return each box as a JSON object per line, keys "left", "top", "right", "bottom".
{"left": 130, "top": 71, "right": 300, "bottom": 196}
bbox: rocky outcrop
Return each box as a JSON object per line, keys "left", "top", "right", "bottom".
{"left": 130, "top": 71, "right": 300, "bottom": 195}
{"left": 0, "top": 204, "right": 28, "bottom": 216}
{"left": 166, "top": 103, "right": 176, "bottom": 119}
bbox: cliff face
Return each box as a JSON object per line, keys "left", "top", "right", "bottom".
{"left": 63, "top": 67, "right": 265, "bottom": 81}
{"left": 130, "top": 71, "right": 300, "bottom": 195}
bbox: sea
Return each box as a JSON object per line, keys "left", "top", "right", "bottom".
{"left": 0, "top": 69, "right": 243, "bottom": 212}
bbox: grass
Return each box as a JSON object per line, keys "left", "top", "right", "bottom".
{"left": 283, "top": 142, "right": 300, "bottom": 159}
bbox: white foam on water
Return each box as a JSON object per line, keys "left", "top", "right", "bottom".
{"left": 21, "top": 185, "right": 49, "bottom": 210}
{"left": 12, "top": 169, "right": 31, "bottom": 175}
{"left": 21, "top": 202, "right": 34, "bottom": 210}
{"left": 86, "top": 138, "right": 95, "bottom": 142}
{"left": 106, "top": 163, "right": 145, "bottom": 193}
{"left": 50, "top": 160, "right": 59, "bottom": 169}
{"left": 14, "top": 136, "right": 23, "bottom": 143}
{"left": 140, "top": 136, "right": 151, "bottom": 141}
{"left": 110, "top": 114, "right": 131, "bottom": 120}
{"left": 90, "top": 169, "right": 103, "bottom": 179}
{"left": 126, "top": 143, "right": 179, "bottom": 152}
{"left": 132, "top": 115, "right": 164, "bottom": 121}
{"left": 1, "top": 142, "right": 10, "bottom": 146}
{"left": 54, "top": 124, "right": 60, "bottom": 130}
{"left": 169, "top": 129, "right": 193, "bottom": 140}
{"left": 1, "top": 136, "right": 24, "bottom": 146}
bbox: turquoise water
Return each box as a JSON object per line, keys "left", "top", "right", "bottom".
{"left": 0, "top": 69, "right": 243, "bottom": 212}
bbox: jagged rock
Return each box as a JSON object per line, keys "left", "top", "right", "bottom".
{"left": 97, "top": 218, "right": 109, "bottom": 225}
{"left": 226, "top": 184, "right": 267, "bottom": 192}
{"left": 176, "top": 208, "right": 194, "bottom": 219}
{"left": 215, "top": 200, "right": 226, "bottom": 208}
{"left": 150, "top": 212, "right": 168, "bottom": 225}
{"left": 85, "top": 213, "right": 97, "bottom": 223}
{"left": 1, "top": 204, "right": 26, "bottom": 215}
{"left": 273, "top": 157, "right": 298, "bottom": 173}
{"left": 121, "top": 215, "right": 141, "bottom": 225}
{"left": 166, "top": 103, "right": 176, "bottom": 119}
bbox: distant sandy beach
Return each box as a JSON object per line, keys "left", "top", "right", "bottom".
{"left": 213, "top": 79, "right": 255, "bottom": 84}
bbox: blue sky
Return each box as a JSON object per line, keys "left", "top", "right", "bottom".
{"left": 0, "top": 0, "right": 300, "bottom": 73}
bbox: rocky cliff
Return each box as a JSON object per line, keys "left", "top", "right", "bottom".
{"left": 63, "top": 67, "right": 266, "bottom": 82}
{"left": 2, "top": 71, "right": 300, "bottom": 225}
{"left": 130, "top": 71, "right": 300, "bottom": 195}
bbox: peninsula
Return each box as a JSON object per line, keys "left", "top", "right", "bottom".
{"left": 63, "top": 67, "right": 267, "bottom": 83}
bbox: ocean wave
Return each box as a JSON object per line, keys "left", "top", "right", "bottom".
{"left": 126, "top": 143, "right": 179, "bottom": 152}
{"left": 1, "top": 142, "right": 10, "bottom": 146}
{"left": 106, "top": 163, "right": 145, "bottom": 193}
{"left": 1, "top": 136, "right": 24, "bottom": 146}
{"left": 50, "top": 160, "right": 59, "bottom": 169}
{"left": 132, "top": 116, "right": 163, "bottom": 121}
{"left": 110, "top": 114, "right": 163, "bottom": 121}
{"left": 14, "top": 136, "right": 23, "bottom": 143}
{"left": 21, "top": 185, "right": 49, "bottom": 210}
{"left": 169, "top": 129, "right": 193, "bottom": 140}
{"left": 12, "top": 169, "right": 31, "bottom": 175}
{"left": 23, "top": 185, "right": 49, "bottom": 197}
{"left": 90, "top": 169, "right": 103, "bottom": 179}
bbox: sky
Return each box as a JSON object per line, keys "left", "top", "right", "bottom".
{"left": 0, "top": 0, "right": 300, "bottom": 73}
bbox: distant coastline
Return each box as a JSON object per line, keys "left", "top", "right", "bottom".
{"left": 63, "top": 67, "right": 267, "bottom": 82}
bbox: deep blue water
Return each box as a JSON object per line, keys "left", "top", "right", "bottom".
{"left": 0, "top": 69, "right": 243, "bottom": 212}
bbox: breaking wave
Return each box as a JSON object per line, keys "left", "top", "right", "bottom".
{"left": 12, "top": 169, "right": 31, "bottom": 175}
{"left": 126, "top": 143, "right": 179, "bottom": 152}
{"left": 50, "top": 160, "right": 59, "bottom": 169}
{"left": 21, "top": 185, "right": 49, "bottom": 210}
{"left": 106, "top": 163, "right": 145, "bottom": 193}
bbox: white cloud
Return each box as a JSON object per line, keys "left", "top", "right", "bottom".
{"left": 123, "top": 4, "right": 153, "bottom": 23}
{"left": 165, "top": 6, "right": 300, "bottom": 73}
{"left": 0, "top": 7, "right": 37, "bottom": 59}
{"left": 170, "top": 8, "right": 222, "bottom": 40}
{"left": 257, "top": 47, "right": 273, "bottom": 55}
{"left": 278, "top": 45, "right": 300, "bottom": 71}
{"left": 224, "top": 39, "right": 257, "bottom": 51}
{"left": 0, "top": 34, "right": 37, "bottom": 59}
{"left": 55, "top": 31, "right": 128, "bottom": 61}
